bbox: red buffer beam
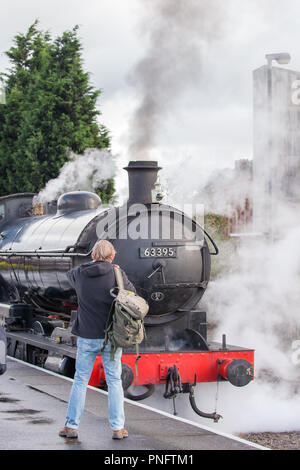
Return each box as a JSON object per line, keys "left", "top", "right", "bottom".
{"left": 89, "top": 349, "right": 254, "bottom": 388}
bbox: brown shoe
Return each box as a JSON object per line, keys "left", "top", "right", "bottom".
{"left": 112, "top": 429, "right": 129, "bottom": 440}
{"left": 59, "top": 426, "right": 78, "bottom": 439}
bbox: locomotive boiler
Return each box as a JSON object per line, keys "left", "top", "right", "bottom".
{"left": 0, "top": 161, "right": 254, "bottom": 421}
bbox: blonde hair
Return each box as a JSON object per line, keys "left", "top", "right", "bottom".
{"left": 92, "top": 239, "right": 116, "bottom": 261}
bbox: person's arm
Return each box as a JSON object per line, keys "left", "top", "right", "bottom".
{"left": 121, "top": 270, "right": 136, "bottom": 293}
{"left": 67, "top": 266, "right": 80, "bottom": 288}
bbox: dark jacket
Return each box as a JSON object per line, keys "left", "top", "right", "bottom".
{"left": 0, "top": 323, "right": 7, "bottom": 375}
{"left": 67, "top": 261, "right": 136, "bottom": 339}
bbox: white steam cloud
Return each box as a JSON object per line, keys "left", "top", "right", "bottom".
{"left": 203, "top": 219, "right": 300, "bottom": 433}
{"left": 36, "top": 148, "right": 116, "bottom": 203}
{"left": 143, "top": 203, "right": 300, "bottom": 436}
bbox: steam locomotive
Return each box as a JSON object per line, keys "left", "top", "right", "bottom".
{"left": 0, "top": 161, "right": 254, "bottom": 421}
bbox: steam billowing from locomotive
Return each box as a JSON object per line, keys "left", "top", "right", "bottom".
{"left": 36, "top": 148, "right": 116, "bottom": 204}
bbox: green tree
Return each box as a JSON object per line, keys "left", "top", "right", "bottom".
{"left": 0, "top": 21, "right": 114, "bottom": 202}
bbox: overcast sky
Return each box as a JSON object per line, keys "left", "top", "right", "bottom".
{"left": 1, "top": 0, "right": 300, "bottom": 198}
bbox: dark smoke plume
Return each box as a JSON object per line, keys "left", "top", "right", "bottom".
{"left": 128, "top": 0, "right": 227, "bottom": 160}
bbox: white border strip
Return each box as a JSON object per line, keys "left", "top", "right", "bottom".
{"left": 7, "top": 356, "right": 269, "bottom": 451}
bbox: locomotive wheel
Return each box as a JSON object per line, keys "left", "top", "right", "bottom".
{"left": 121, "top": 363, "right": 134, "bottom": 391}
{"left": 124, "top": 384, "right": 155, "bottom": 401}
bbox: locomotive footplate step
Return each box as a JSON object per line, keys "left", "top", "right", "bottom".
{"left": 0, "top": 357, "right": 267, "bottom": 451}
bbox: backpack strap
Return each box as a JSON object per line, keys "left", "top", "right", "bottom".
{"left": 134, "top": 344, "right": 141, "bottom": 386}
{"left": 102, "top": 265, "right": 124, "bottom": 356}
{"left": 113, "top": 265, "right": 124, "bottom": 290}
{"left": 101, "top": 299, "right": 116, "bottom": 353}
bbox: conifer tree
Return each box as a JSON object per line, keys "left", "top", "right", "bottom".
{"left": 0, "top": 21, "right": 114, "bottom": 202}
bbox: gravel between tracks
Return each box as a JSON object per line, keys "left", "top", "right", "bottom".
{"left": 240, "top": 432, "right": 300, "bottom": 450}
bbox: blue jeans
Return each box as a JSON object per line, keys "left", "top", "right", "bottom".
{"left": 65, "top": 337, "right": 125, "bottom": 431}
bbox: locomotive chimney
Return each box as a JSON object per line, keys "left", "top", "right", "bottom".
{"left": 124, "top": 161, "right": 162, "bottom": 204}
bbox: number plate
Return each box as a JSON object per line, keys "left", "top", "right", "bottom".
{"left": 139, "top": 247, "right": 177, "bottom": 258}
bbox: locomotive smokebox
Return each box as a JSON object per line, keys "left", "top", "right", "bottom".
{"left": 124, "top": 161, "right": 161, "bottom": 205}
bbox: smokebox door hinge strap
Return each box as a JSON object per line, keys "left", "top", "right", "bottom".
{"left": 214, "top": 361, "right": 221, "bottom": 415}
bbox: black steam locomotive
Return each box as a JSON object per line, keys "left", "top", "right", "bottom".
{"left": 0, "top": 161, "right": 254, "bottom": 421}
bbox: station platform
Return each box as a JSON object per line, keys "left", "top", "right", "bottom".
{"left": 0, "top": 357, "right": 268, "bottom": 453}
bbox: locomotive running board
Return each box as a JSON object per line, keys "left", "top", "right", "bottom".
{"left": 5, "top": 330, "right": 77, "bottom": 359}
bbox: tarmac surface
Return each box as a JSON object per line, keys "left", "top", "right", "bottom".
{"left": 0, "top": 357, "right": 268, "bottom": 452}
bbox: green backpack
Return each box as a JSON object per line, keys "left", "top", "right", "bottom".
{"left": 102, "top": 266, "right": 149, "bottom": 382}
